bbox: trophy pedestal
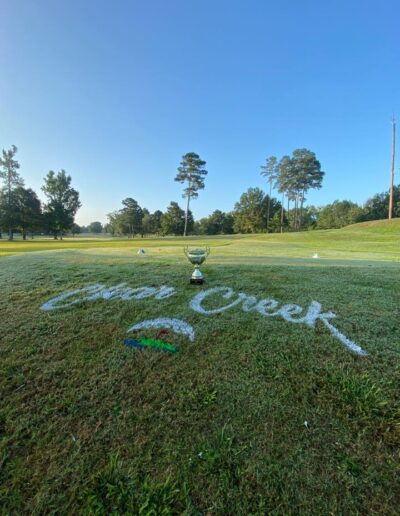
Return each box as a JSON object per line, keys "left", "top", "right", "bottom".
{"left": 190, "top": 266, "right": 204, "bottom": 285}
{"left": 190, "top": 277, "right": 204, "bottom": 285}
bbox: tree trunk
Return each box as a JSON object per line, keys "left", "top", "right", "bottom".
{"left": 7, "top": 172, "right": 12, "bottom": 240}
{"left": 266, "top": 181, "right": 272, "bottom": 232}
{"left": 280, "top": 194, "right": 284, "bottom": 233}
{"left": 299, "top": 189, "right": 305, "bottom": 231}
{"left": 184, "top": 194, "right": 190, "bottom": 237}
{"left": 293, "top": 198, "right": 296, "bottom": 231}
{"left": 22, "top": 230, "right": 26, "bottom": 240}
{"left": 184, "top": 176, "right": 192, "bottom": 237}
{"left": 287, "top": 197, "right": 290, "bottom": 231}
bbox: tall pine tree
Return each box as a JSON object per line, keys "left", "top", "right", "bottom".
{"left": 175, "top": 152, "right": 208, "bottom": 236}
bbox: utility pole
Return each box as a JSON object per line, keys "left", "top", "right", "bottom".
{"left": 388, "top": 118, "right": 396, "bottom": 220}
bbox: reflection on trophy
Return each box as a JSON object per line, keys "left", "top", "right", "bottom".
{"left": 184, "top": 246, "right": 210, "bottom": 285}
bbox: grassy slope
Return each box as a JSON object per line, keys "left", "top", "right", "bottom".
{"left": 0, "top": 222, "right": 399, "bottom": 513}
{"left": 0, "top": 217, "right": 399, "bottom": 261}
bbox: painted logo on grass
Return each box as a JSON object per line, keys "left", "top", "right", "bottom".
{"left": 124, "top": 318, "right": 195, "bottom": 354}
{"left": 41, "top": 283, "right": 368, "bottom": 356}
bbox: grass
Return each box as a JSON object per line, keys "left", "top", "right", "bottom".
{"left": 1, "top": 217, "right": 399, "bottom": 261}
{"left": 0, "top": 221, "right": 399, "bottom": 514}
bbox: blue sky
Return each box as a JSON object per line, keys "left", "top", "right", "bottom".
{"left": 1, "top": 0, "right": 399, "bottom": 225}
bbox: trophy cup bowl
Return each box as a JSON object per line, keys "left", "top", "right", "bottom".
{"left": 184, "top": 246, "right": 210, "bottom": 285}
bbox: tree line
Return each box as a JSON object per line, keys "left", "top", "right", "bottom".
{"left": 104, "top": 149, "right": 325, "bottom": 236}
{"left": 99, "top": 186, "right": 399, "bottom": 237}
{"left": 0, "top": 146, "right": 80, "bottom": 239}
{"left": 1, "top": 145, "right": 398, "bottom": 239}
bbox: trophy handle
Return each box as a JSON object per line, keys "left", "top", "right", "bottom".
{"left": 206, "top": 246, "right": 211, "bottom": 257}
{"left": 183, "top": 246, "right": 189, "bottom": 257}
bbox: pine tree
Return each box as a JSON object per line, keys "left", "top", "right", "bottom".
{"left": 175, "top": 152, "right": 208, "bottom": 236}
{"left": 260, "top": 156, "right": 278, "bottom": 231}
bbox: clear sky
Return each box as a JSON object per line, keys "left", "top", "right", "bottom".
{"left": 1, "top": 0, "right": 399, "bottom": 225}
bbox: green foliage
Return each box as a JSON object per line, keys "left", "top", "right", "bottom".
{"left": 42, "top": 170, "right": 81, "bottom": 238}
{"left": 174, "top": 152, "right": 208, "bottom": 201}
{"left": 13, "top": 187, "right": 42, "bottom": 238}
{"left": 106, "top": 199, "right": 143, "bottom": 237}
{"left": 82, "top": 454, "right": 183, "bottom": 514}
{"left": 260, "top": 156, "right": 279, "bottom": 230}
{"left": 120, "top": 198, "right": 143, "bottom": 237}
{"left": 0, "top": 145, "right": 24, "bottom": 239}
{"left": 233, "top": 187, "right": 282, "bottom": 233}
{"left": 88, "top": 221, "right": 103, "bottom": 233}
{"left": 260, "top": 156, "right": 278, "bottom": 189}
{"left": 317, "top": 200, "right": 364, "bottom": 229}
{"left": 175, "top": 152, "right": 208, "bottom": 236}
{"left": 71, "top": 223, "right": 81, "bottom": 235}
{"left": 195, "top": 210, "right": 234, "bottom": 235}
{"left": 161, "top": 201, "right": 193, "bottom": 236}
{"left": 276, "top": 149, "right": 324, "bottom": 231}
{"left": 150, "top": 210, "right": 163, "bottom": 235}
{"left": 363, "top": 185, "right": 400, "bottom": 221}
{"left": 0, "top": 145, "right": 23, "bottom": 192}
{"left": 141, "top": 211, "right": 152, "bottom": 236}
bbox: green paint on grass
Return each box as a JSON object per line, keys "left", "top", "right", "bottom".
{"left": 124, "top": 338, "right": 178, "bottom": 353}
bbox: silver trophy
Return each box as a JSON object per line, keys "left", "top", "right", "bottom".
{"left": 184, "top": 246, "right": 210, "bottom": 284}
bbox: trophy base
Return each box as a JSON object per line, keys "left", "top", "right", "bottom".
{"left": 190, "top": 277, "right": 205, "bottom": 285}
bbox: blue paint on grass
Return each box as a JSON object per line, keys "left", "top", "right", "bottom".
{"left": 124, "top": 338, "right": 179, "bottom": 353}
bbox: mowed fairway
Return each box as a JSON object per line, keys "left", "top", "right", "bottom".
{"left": 1, "top": 220, "right": 399, "bottom": 514}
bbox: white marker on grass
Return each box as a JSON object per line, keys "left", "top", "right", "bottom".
{"left": 127, "top": 318, "right": 195, "bottom": 342}
{"left": 190, "top": 287, "right": 368, "bottom": 356}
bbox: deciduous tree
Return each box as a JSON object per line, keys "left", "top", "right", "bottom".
{"left": 119, "top": 198, "right": 143, "bottom": 237}
{"left": 88, "top": 221, "right": 103, "bottom": 233}
{"left": 233, "top": 187, "right": 282, "bottom": 233}
{"left": 42, "top": 170, "right": 81, "bottom": 239}
{"left": 316, "top": 200, "right": 363, "bottom": 229}
{"left": 161, "top": 202, "right": 193, "bottom": 235}
{"left": 0, "top": 145, "right": 24, "bottom": 240}
{"left": 14, "top": 187, "right": 42, "bottom": 239}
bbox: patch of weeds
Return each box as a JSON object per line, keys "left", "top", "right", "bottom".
{"left": 5, "top": 366, "right": 25, "bottom": 385}
{"left": 337, "top": 453, "right": 362, "bottom": 479}
{"left": 82, "top": 454, "right": 184, "bottom": 515}
{"left": 332, "top": 371, "right": 390, "bottom": 419}
{"left": 111, "top": 404, "right": 122, "bottom": 417}
{"left": 178, "top": 385, "right": 219, "bottom": 411}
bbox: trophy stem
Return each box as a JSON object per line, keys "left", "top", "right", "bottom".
{"left": 190, "top": 264, "right": 204, "bottom": 285}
